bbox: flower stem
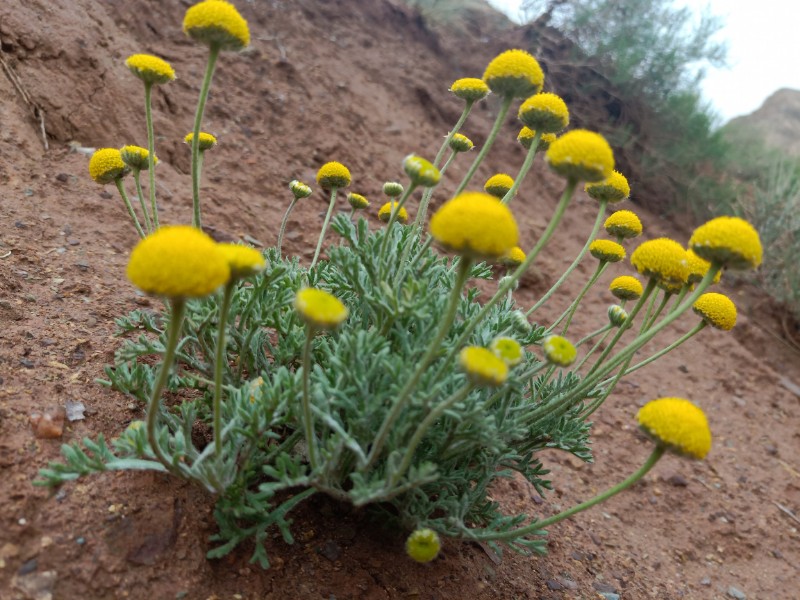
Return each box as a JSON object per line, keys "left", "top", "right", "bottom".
{"left": 553, "top": 261, "right": 609, "bottom": 335}
{"left": 501, "top": 130, "right": 541, "bottom": 205}
{"left": 310, "top": 187, "right": 339, "bottom": 270}
{"left": 433, "top": 101, "right": 474, "bottom": 168}
{"left": 143, "top": 83, "right": 161, "bottom": 230}
{"left": 132, "top": 170, "right": 152, "bottom": 233}
{"left": 114, "top": 178, "right": 146, "bottom": 239}
{"left": 277, "top": 197, "right": 298, "bottom": 258}
{"left": 576, "top": 323, "right": 613, "bottom": 348}
{"left": 415, "top": 150, "right": 457, "bottom": 234}
{"left": 379, "top": 182, "right": 418, "bottom": 259}
{"left": 213, "top": 281, "right": 235, "bottom": 456}
{"left": 190, "top": 44, "right": 221, "bottom": 229}
{"left": 301, "top": 327, "right": 319, "bottom": 469}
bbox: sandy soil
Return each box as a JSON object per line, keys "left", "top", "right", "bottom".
{"left": 1, "top": 1, "right": 799, "bottom": 598}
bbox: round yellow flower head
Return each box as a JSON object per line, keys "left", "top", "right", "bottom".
{"left": 120, "top": 145, "right": 157, "bottom": 171}
{"left": 127, "top": 226, "right": 230, "bottom": 298}
{"left": 89, "top": 148, "right": 131, "bottom": 184}
{"left": 692, "top": 292, "right": 737, "bottom": 331}
{"left": 501, "top": 246, "right": 526, "bottom": 267}
{"left": 294, "top": 288, "right": 348, "bottom": 330}
{"left": 217, "top": 243, "right": 265, "bottom": 279}
{"left": 630, "top": 238, "right": 689, "bottom": 286}
{"left": 542, "top": 335, "right": 577, "bottom": 367}
{"left": 378, "top": 201, "right": 408, "bottom": 224}
{"left": 517, "top": 127, "right": 557, "bottom": 151}
{"left": 383, "top": 181, "right": 404, "bottom": 198}
{"left": 403, "top": 154, "right": 441, "bottom": 188}
{"left": 184, "top": 131, "right": 218, "bottom": 151}
{"left": 347, "top": 192, "right": 370, "bottom": 210}
{"left": 518, "top": 92, "right": 569, "bottom": 134}
{"left": 604, "top": 210, "right": 642, "bottom": 239}
{"left": 450, "top": 77, "right": 490, "bottom": 103}
{"left": 585, "top": 170, "right": 630, "bottom": 203}
{"left": 685, "top": 248, "right": 721, "bottom": 285}
{"left": 316, "top": 161, "right": 351, "bottom": 190}
{"left": 490, "top": 336, "right": 523, "bottom": 366}
{"left": 609, "top": 275, "right": 643, "bottom": 300}
{"left": 183, "top": 0, "right": 250, "bottom": 51}
{"left": 449, "top": 133, "right": 474, "bottom": 153}
{"left": 689, "top": 216, "right": 763, "bottom": 271}
{"left": 429, "top": 192, "right": 519, "bottom": 260}
{"left": 607, "top": 305, "right": 628, "bottom": 327}
{"left": 637, "top": 397, "right": 712, "bottom": 460}
{"left": 483, "top": 49, "right": 544, "bottom": 98}
{"left": 125, "top": 54, "right": 175, "bottom": 85}
{"left": 589, "top": 239, "right": 626, "bottom": 263}
{"left": 289, "top": 179, "right": 313, "bottom": 200}
{"left": 405, "top": 529, "right": 441, "bottom": 564}
{"left": 545, "top": 129, "right": 614, "bottom": 182}
{"left": 484, "top": 173, "right": 514, "bottom": 198}
{"left": 459, "top": 346, "right": 509, "bottom": 386}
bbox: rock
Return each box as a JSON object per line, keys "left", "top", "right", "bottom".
{"left": 667, "top": 474, "right": 688, "bottom": 487}
{"left": 728, "top": 586, "right": 746, "bottom": 599}
{"left": 318, "top": 540, "right": 341, "bottom": 562}
{"left": 593, "top": 582, "right": 617, "bottom": 594}
{"left": 599, "top": 594, "right": 620, "bottom": 600}
{"left": 65, "top": 400, "right": 85, "bottom": 422}
{"left": 29, "top": 407, "right": 66, "bottom": 439}
{"left": 12, "top": 570, "right": 57, "bottom": 600}
{"left": 545, "top": 580, "right": 563, "bottom": 591}
{"left": 700, "top": 577, "right": 711, "bottom": 586}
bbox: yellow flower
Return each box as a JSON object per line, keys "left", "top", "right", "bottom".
{"left": 542, "top": 335, "right": 577, "bottom": 367}
{"left": 459, "top": 346, "right": 509, "bottom": 386}
{"left": 449, "top": 133, "right": 474, "bottom": 153}
{"left": 609, "top": 275, "right": 643, "bottom": 300}
{"left": 589, "top": 239, "right": 626, "bottom": 263}
{"left": 482, "top": 49, "right": 544, "bottom": 98}
{"left": 689, "top": 216, "right": 763, "bottom": 271}
{"left": 89, "top": 148, "right": 130, "bottom": 184}
{"left": 429, "top": 192, "right": 519, "bottom": 260}
{"left": 127, "top": 226, "right": 230, "bottom": 298}
{"left": 120, "top": 145, "right": 157, "bottom": 171}
{"left": 502, "top": 246, "right": 526, "bottom": 267}
{"left": 692, "top": 292, "right": 737, "bottom": 331}
{"left": 607, "top": 305, "right": 628, "bottom": 327}
{"left": 517, "top": 127, "right": 556, "bottom": 151}
{"left": 217, "top": 243, "right": 265, "bottom": 279}
{"left": 125, "top": 54, "right": 176, "bottom": 85}
{"left": 405, "top": 529, "right": 441, "bottom": 563}
{"left": 378, "top": 201, "right": 408, "bottom": 224}
{"left": 490, "top": 336, "right": 523, "bottom": 366}
{"left": 289, "top": 180, "right": 313, "bottom": 199}
{"left": 184, "top": 131, "right": 218, "bottom": 151}
{"left": 183, "top": 0, "right": 250, "bottom": 51}
{"left": 450, "top": 78, "right": 490, "bottom": 103}
{"left": 685, "top": 248, "right": 721, "bottom": 285}
{"left": 545, "top": 129, "right": 614, "bottom": 182}
{"left": 637, "top": 397, "right": 712, "bottom": 460}
{"left": 604, "top": 210, "right": 642, "bottom": 239}
{"left": 383, "top": 182, "right": 404, "bottom": 198}
{"left": 585, "top": 170, "right": 630, "bottom": 203}
{"left": 484, "top": 173, "right": 514, "bottom": 198}
{"left": 518, "top": 93, "right": 569, "bottom": 134}
{"left": 630, "top": 238, "right": 689, "bottom": 285}
{"left": 316, "top": 161, "right": 351, "bottom": 190}
{"left": 294, "top": 288, "right": 348, "bottom": 330}
{"left": 403, "top": 155, "right": 441, "bottom": 188}
{"left": 347, "top": 192, "right": 370, "bottom": 210}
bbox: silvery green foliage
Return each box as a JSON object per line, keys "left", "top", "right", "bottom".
{"left": 40, "top": 216, "right": 593, "bottom": 567}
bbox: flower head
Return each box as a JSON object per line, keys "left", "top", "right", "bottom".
{"left": 484, "top": 173, "right": 514, "bottom": 198}
{"left": 689, "top": 216, "right": 763, "bottom": 271}
{"left": 459, "top": 346, "right": 509, "bottom": 386}
{"left": 294, "top": 288, "right": 348, "bottom": 330}
{"left": 403, "top": 154, "right": 440, "bottom": 188}
{"left": 316, "top": 161, "right": 351, "bottom": 190}
{"left": 378, "top": 201, "right": 408, "bottom": 224}
{"left": 125, "top": 54, "right": 175, "bottom": 85}
{"left": 637, "top": 397, "right": 712, "bottom": 460}
{"left": 120, "top": 145, "right": 157, "bottom": 171}
{"left": 347, "top": 192, "right": 370, "bottom": 210}
{"left": 589, "top": 239, "right": 626, "bottom": 263}
{"left": 518, "top": 92, "right": 569, "bottom": 133}
{"left": 604, "top": 210, "right": 642, "bottom": 239}
{"left": 289, "top": 180, "right": 313, "bottom": 199}
{"left": 692, "top": 292, "right": 736, "bottom": 331}
{"left": 217, "top": 243, "right": 265, "bottom": 279}
{"left": 450, "top": 78, "right": 490, "bottom": 103}
{"left": 429, "top": 192, "right": 519, "bottom": 260}
{"left": 517, "top": 127, "right": 556, "bottom": 151}
{"left": 383, "top": 181, "right": 404, "bottom": 198}
{"left": 545, "top": 130, "right": 614, "bottom": 182}
{"left": 89, "top": 148, "right": 130, "bottom": 184}
{"left": 608, "top": 305, "right": 628, "bottom": 327}
{"left": 542, "top": 335, "right": 577, "bottom": 367}
{"left": 449, "top": 133, "right": 474, "bottom": 153}
{"left": 482, "top": 49, "right": 544, "bottom": 98}
{"left": 585, "top": 170, "right": 630, "bottom": 203}
{"left": 630, "top": 238, "right": 689, "bottom": 285}
{"left": 686, "top": 248, "right": 721, "bottom": 285}
{"left": 183, "top": 0, "right": 250, "bottom": 51}
{"left": 184, "top": 131, "right": 218, "bottom": 151}
{"left": 405, "top": 529, "right": 441, "bottom": 563}
{"left": 490, "top": 336, "right": 523, "bottom": 366}
{"left": 501, "top": 246, "right": 526, "bottom": 267}
{"left": 127, "top": 226, "right": 230, "bottom": 298}
{"left": 609, "top": 275, "right": 643, "bottom": 300}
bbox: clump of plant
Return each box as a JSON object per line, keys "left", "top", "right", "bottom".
{"left": 40, "top": 1, "right": 764, "bottom": 568}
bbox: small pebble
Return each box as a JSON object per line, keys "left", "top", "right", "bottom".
{"left": 29, "top": 407, "right": 66, "bottom": 439}
{"left": 728, "top": 586, "right": 746, "bottom": 599}
{"left": 700, "top": 577, "right": 711, "bottom": 586}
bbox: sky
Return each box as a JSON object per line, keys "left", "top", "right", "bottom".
{"left": 485, "top": 0, "right": 800, "bottom": 123}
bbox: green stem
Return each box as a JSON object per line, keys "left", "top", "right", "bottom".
{"left": 114, "top": 178, "right": 146, "bottom": 239}
{"left": 415, "top": 150, "right": 458, "bottom": 234}
{"left": 301, "top": 327, "right": 319, "bottom": 469}
{"left": 310, "top": 187, "right": 339, "bottom": 270}
{"left": 576, "top": 323, "right": 613, "bottom": 348}
{"left": 575, "top": 327, "right": 612, "bottom": 371}
{"left": 554, "top": 261, "right": 609, "bottom": 335}
{"left": 132, "top": 170, "right": 152, "bottom": 233}
{"left": 277, "top": 197, "right": 298, "bottom": 258}
{"left": 433, "top": 101, "right": 474, "bottom": 168}
{"left": 501, "top": 130, "right": 541, "bottom": 205}
{"left": 670, "top": 285, "right": 690, "bottom": 314}
{"left": 191, "top": 44, "right": 221, "bottom": 229}
{"left": 213, "top": 281, "right": 235, "bottom": 456}
{"left": 379, "top": 183, "right": 418, "bottom": 259}
{"left": 453, "top": 95, "right": 514, "bottom": 197}
{"left": 643, "top": 291, "right": 671, "bottom": 330}
{"left": 143, "top": 82, "right": 160, "bottom": 230}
